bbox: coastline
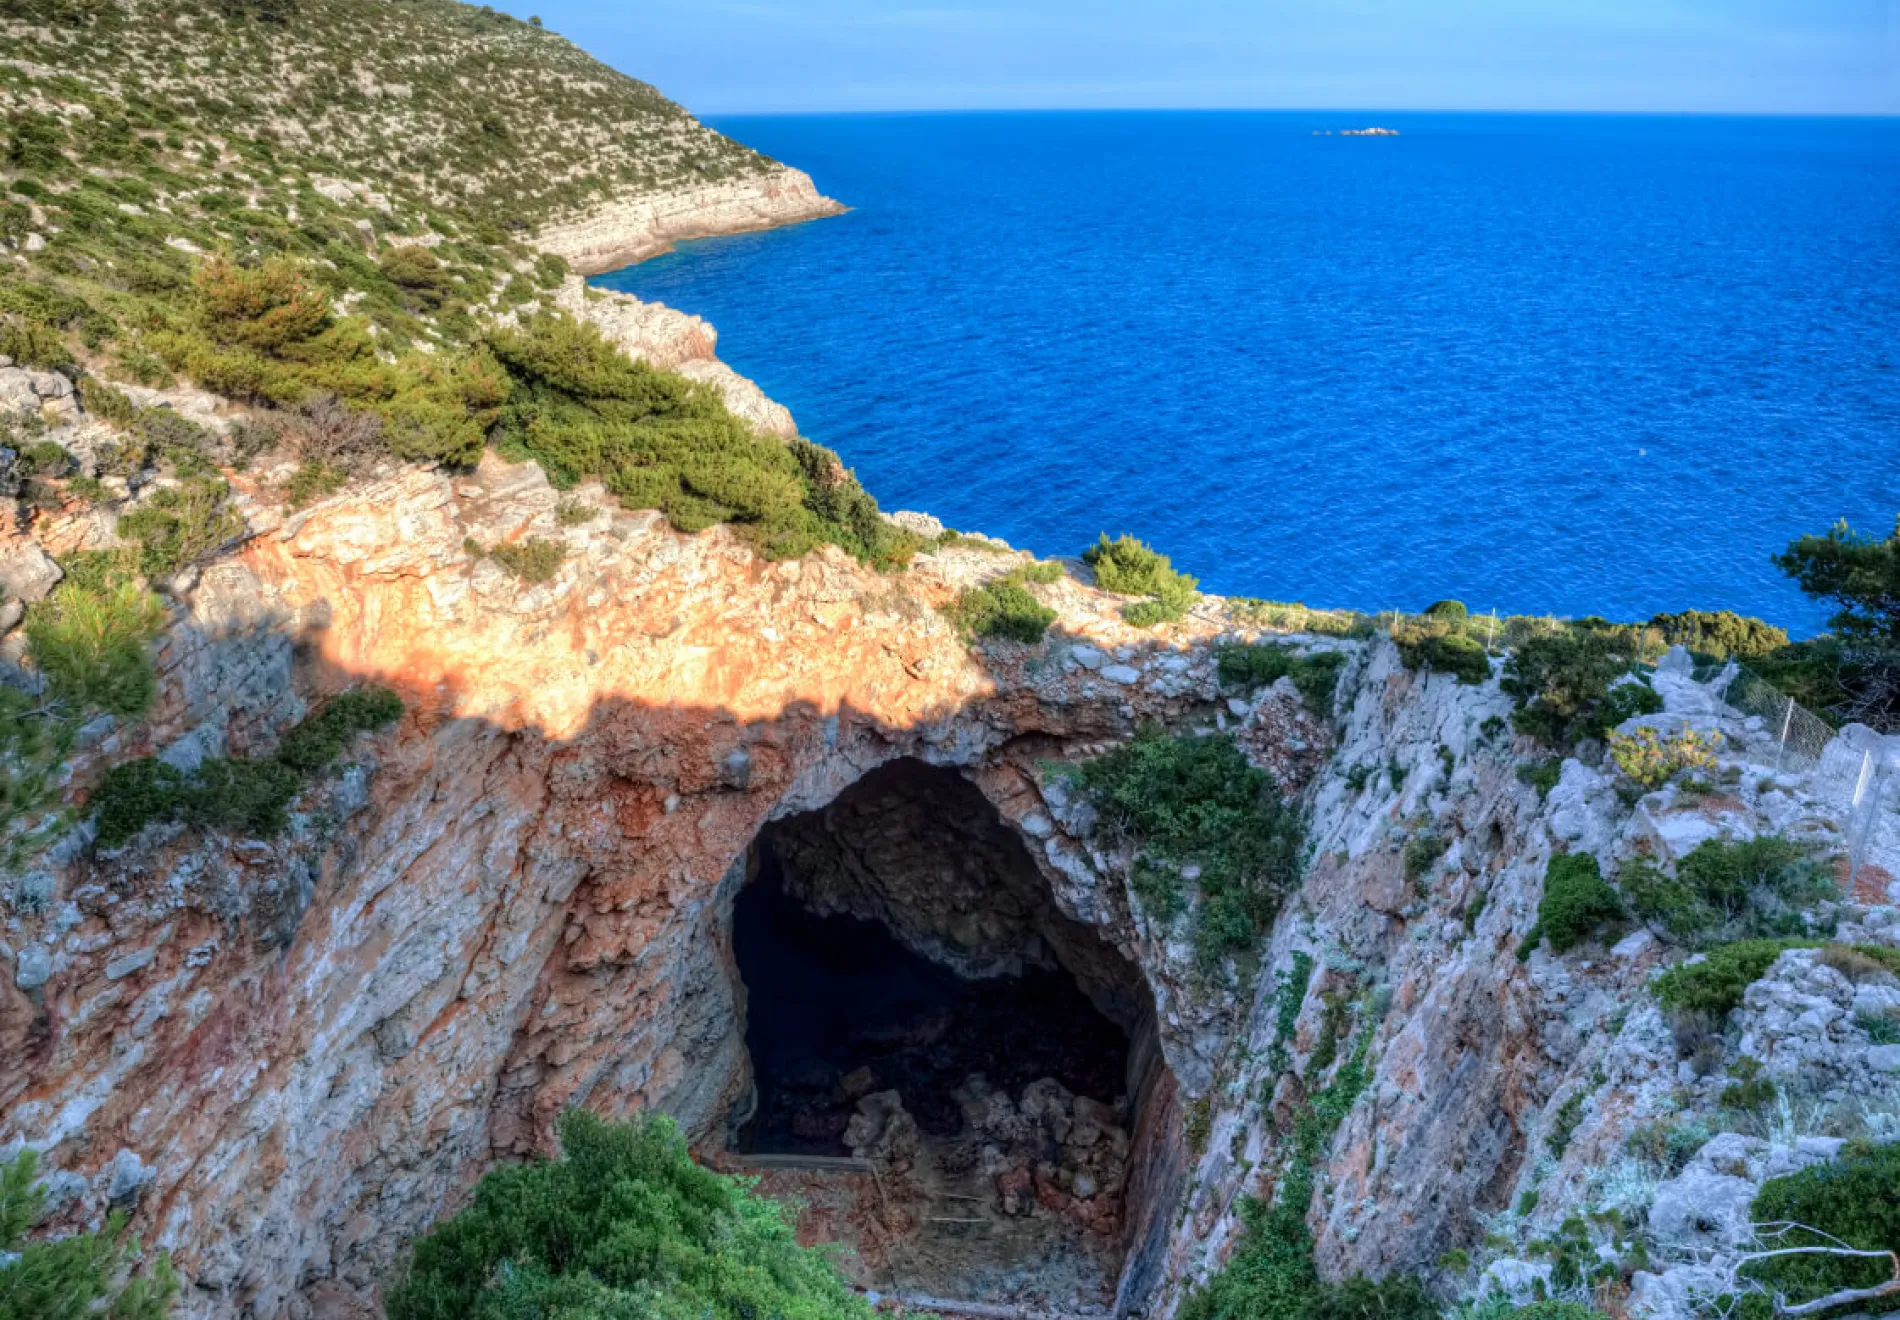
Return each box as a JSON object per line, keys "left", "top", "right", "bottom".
{"left": 531, "top": 162, "right": 846, "bottom": 275}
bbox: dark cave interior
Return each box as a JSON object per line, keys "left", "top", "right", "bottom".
{"left": 734, "top": 842, "right": 1131, "bottom": 1155}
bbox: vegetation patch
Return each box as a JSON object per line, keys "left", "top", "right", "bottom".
{"left": 1083, "top": 533, "right": 1198, "bottom": 627}
{"left": 1648, "top": 609, "right": 1789, "bottom": 660}
{"left": 487, "top": 536, "right": 566, "bottom": 584}
{"left": 1393, "top": 626, "right": 1491, "bottom": 684}
{"left": 1523, "top": 853, "right": 1623, "bottom": 956}
{"left": 1744, "top": 1142, "right": 1900, "bottom": 1315}
{"left": 1619, "top": 836, "right": 1835, "bottom": 949}
{"left": 22, "top": 552, "right": 169, "bottom": 719}
{"left": 946, "top": 564, "right": 1060, "bottom": 644}
{"left": 89, "top": 686, "right": 401, "bottom": 848}
{"left": 1648, "top": 940, "right": 1900, "bottom": 1017}
{"left": 1214, "top": 643, "right": 1345, "bottom": 712}
{"left": 386, "top": 1111, "right": 875, "bottom": 1320}
{"left": 490, "top": 315, "right": 915, "bottom": 566}
{"left": 1077, "top": 726, "right": 1303, "bottom": 975}
{"left": 1607, "top": 725, "right": 1720, "bottom": 789}
{"left": 1502, "top": 627, "right": 1663, "bottom": 746}
{"left": 0, "top": 1148, "right": 177, "bottom": 1319}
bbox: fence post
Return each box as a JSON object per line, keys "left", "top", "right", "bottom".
{"left": 1847, "top": 754, "right": 1881, "bottom": 893}
{"left": 1487, "top": 610, "right": 1497, "bottom": 650}
{"left": 1773, "top": 693, "right": 1793, "bottom": 772}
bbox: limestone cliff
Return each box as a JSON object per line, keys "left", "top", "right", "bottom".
{"left": 3, "top": 306, "right": 1897, "bottom": 1320}
{"left": 533, "top": 166, "right": 847, "bottom": 275}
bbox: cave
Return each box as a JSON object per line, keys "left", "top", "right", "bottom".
{"left": 723, "top": 758, "right": 1179, "bottom": 1313}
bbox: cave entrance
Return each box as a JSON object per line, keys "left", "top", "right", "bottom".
{"left": 726, "top": 759, "right": 1167, "bottom": 1314}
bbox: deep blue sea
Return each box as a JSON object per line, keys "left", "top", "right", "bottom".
{"left": 597, "top": 112, "right": 1900, "bottom": 633}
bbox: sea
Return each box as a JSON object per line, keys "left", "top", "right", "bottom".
{"left": 596, "top": 112, "right": 1900, "bottom": 634}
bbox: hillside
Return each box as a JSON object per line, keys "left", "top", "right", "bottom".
{"left": 1, "top": 0, "right": 773, "bottom": 224}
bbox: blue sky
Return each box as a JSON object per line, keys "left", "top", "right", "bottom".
{"left": 501, "top": 0, "right": 1900, "bottom": 116}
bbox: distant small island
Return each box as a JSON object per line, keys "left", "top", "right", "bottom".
{"left": 1313, "top": 126, "right": 1401, "bottom": 136}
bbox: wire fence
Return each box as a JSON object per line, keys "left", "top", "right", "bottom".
{"left": 1688, "top": 658, "right": 1838, "bottom": 772}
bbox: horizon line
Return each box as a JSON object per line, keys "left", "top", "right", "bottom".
{"left": 697, "top": 105, "right": 1900, "bottom": 122}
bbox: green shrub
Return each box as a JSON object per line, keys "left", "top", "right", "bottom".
{"left": 1607, "top": 725, "right": 1720, "bottom": 789}
{"left": 1503, "top": 627, "right": 1659, "bottom": 746}
{"left": 1078, "top": 727, "right": 1303, "bottom": 974}
{"left": 489, "top": 536, "right": 564, "bottom": 584}
{"left": 1394, "top": 629, "right": 1490, "bottom": 684}
{"left": 1424, "top": 599, "right": 1468, "bottom": 620}
{"left": 1083, "top": 533, "right": 1198, "bottom": 627}
{"left": 90, "top": 687, "right": 401, "bottom": 846}
{"left": 377, "top": 245, "right": 453, "bottom": 311}
{"left": 1508, "top": 1303, "right": 1607, "bottom": 1320}
{"left": 115, "top": 477, "right": 245, "bottom": 576}
{"left": 1214, "top": 644, "right": 1346, "bottom": 712}
{"left": 1533, "top": 853, "right": 1623, "bottom": 953}
{"left": 1652, "top": 939, "right": 1814, "bottom": 1016}
{"left": 285, "top": 459, "right": 346, "bottom": 507}
{"left": 0, "top": 1148, "right": 177, "bottom": 1320}
{"left": 24, "top": 569, "right": 169, "bottom": 719}
{"left": 948, "top": 570, "right": 1057, "bottom": 644}
{"left": 1597, "top": 679, "right": 1665, "bottom": 729}
{"left": 1621, "top": 835, "right": 1835, "bottom": 948}
{"left": 1745, "top": 1143, "right": 1900, "bottom": 1313}
{"left": 385, "top": 1112, "right": 875, "bottom": 1320}
{"left": 1404, "top": 832, "right": 1447, "bottom": 885}
{"left": 489, "top": 315, "right": 912, "bottom": 566}
{"left": 554, "top": 498, "right": 599, "bottom": 526}
{"left": 1547, "top": 1092, "right": 1587, "bottom": 1157}
{"left": 1648, "top": 609, "right": 1789, "bottom": 660}
{"left": 1517, "top": 760, "right": 1562, "bottom": 800}
{"left": 274, "top": 686, "right": 404, "bottom": 772}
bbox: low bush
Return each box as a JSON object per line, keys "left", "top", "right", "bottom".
{"left": 24, "top": 561, "right": 169, "bottom": 719}
{"left": 1531, "top": 853, "right": 1623, "bottom": 953}
{"left": 554, "top": 498, "right": 599, "bottom": 526}
{"left": 1083, "top": 533, "right": 1198, "bottom": 627}
{"left": 115, "top": 477, "right": 245, "bottom": 576}
{"left": 1652, "top": 938, "right": 1814, "bottom": 1016}
{"left": 274, "top": 686, "right": 405, "bottom": 772}
{"left": 1503, "top": 626, "right": 1660, "bottom": 746}
{"left": 1648, "top": 609, "right": 1789, "bottom": 660}
{"left": 1517, "top": 760, "right": 1563, "bottom": 800}
{"left": 1745, "top": 1142, "right": 1900, "bottom": 1313}
{"left": 1393, "top": 628, "right": 1490, "bottom": 684}
{"left": 1214, "top": 643, "right": 1346, "bottom": 712}
{"left": 0, "top": 1147, "right": 178, "bottom": 1320}
{"left": 385, "top": 1111, "right": 875, "bottom": 1320}
{"left": 1424, "top": 599, "right": 1468, "bottom": 620}
{"left": 948, "top": 567, "right": 1058, "bottom": 644}
{"left": 1077, "top": 726, "right": 1303, "bottom": 974}
{"left": 488, "top": 536, "right": 565, "bottom": 584}
{"left": 1404, "top": 832, "right": 1447, "bottom": 886}
{"left": 1621, "top": 835, "right": 1835, "bottom": 949}
{"left": 1607, "top": 725, "right": 1720, "bottom": 789}
{"left": 90, "top": 686, "right": 401, "bottom": 847}
{"left": 490, "top": 315, "right": 914, "bottom": 567}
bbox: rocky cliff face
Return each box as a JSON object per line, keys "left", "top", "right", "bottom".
{"left": 4, "top": 291, "right": 1897, "bottom": 1320}
{"left": 532, "top": 164, "right": 846, "bottom": 275}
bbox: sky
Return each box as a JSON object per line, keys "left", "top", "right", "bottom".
{"left": 496, "top": 0, "right": 1900, "bottom": 116}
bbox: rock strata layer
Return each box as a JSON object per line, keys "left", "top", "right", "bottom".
{"left": 531, "top": 164, "right": 845, "bottom": 275}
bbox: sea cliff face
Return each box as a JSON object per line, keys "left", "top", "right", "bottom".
{"left": 4, "top": 260, "right": 1898, "bottom": 1320}
{"left": 531, "top": 164, "right": 846, "bottom": 275}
